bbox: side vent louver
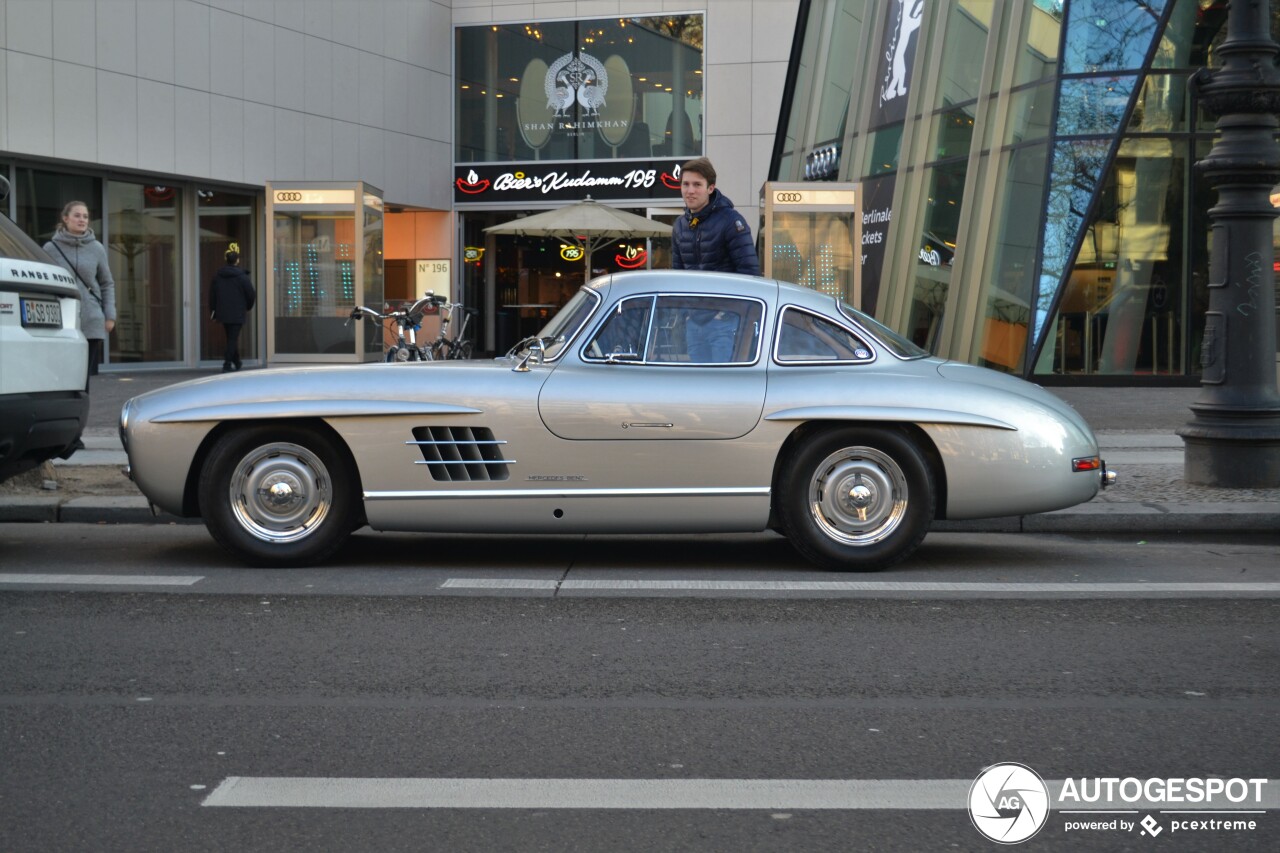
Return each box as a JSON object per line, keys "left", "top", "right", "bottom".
{"left": 409, "top": 426, "right": 513, "bottom": 481}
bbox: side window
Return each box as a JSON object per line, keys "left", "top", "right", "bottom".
{"left": 585, "top": 296, "right": 654, "bottom": 360}
{"left": 646, "top": 296, "right": 764, "bottom": 365}
{"left": 776, "top": 307, "right": 875, "bottom": 363}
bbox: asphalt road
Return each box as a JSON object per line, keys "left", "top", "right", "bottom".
{"left": 2, "top": 525, "right": 1278, "bottom": 852}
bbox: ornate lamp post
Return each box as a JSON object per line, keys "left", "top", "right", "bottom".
{"left": 1177, "top": 0, "right": 1280, "bottom": 487}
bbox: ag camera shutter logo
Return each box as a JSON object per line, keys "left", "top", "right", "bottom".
{"left": 968, "top": 763, "right": 1051, "bottom": 844}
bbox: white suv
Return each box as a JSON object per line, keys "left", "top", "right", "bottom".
{"left": 0, "top": 185, "right": 89, "bottom": 484}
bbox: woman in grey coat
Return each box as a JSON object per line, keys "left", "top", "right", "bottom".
{"left": 44, "top": 200, "right": 116, "bottom": 376}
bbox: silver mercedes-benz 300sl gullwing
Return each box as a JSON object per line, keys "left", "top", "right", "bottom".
{"left": 120, "top": 271, "right": 1115, "bottom": 571}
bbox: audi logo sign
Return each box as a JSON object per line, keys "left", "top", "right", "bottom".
{"left": 775, "top": 192, "right": 805, "bottom": 203}
{"left": 272, "top": 189, "right": 358, "bottom": 205}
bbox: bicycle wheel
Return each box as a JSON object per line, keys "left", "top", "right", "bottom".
{"left": 451, "top": 339, "right": 474, "bottom": 359}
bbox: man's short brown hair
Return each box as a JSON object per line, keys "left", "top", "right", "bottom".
{"left": 681, "top": 157, "right": 717, "bottom": 186}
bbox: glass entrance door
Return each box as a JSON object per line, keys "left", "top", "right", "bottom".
{"left": 106, "top": 181, "right": 182, "bottom": 364}
{"left": 198, "top": 190, "right": 257, "bottom": 364}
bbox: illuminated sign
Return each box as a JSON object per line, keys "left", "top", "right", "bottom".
{"left": 463, "top": 246, "right": 485, "bottom": 262}
{"left": 456, "top": 170, "right": 491, "bottom": 194}
{"left": 615, "top": 245, "right": 647, "bottom": 268}
{"left": 560, "top": 245, "right": 584, "bottom": 261}
{"left": 273, "top": 189, "right": 357, "bottom": 205}
{"left": 454, "top": 160, "right": 683, "bottom": 204}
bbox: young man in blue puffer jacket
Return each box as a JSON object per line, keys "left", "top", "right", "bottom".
{"left": 671, "top": 157, "right": 761, "bottom": 276}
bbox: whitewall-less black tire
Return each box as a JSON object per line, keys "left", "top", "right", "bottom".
{"left": 779, "top": 426, "right": 935, "bottom": 572}
{"left": 199, "top": 425, "right": 358, "bottom": 567}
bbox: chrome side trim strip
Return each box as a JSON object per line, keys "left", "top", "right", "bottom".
{"left": 407, "top": 439, "right": 507, "bottom": 445}
{"left": 364, "top": 486, "right": 772, "bottom": 501}
{"left": 413, "top": 459, "right": 518, "bottom": 465}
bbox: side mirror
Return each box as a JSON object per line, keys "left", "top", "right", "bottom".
{"left": 513, "top": 339, "right": 545, "bottom": 372}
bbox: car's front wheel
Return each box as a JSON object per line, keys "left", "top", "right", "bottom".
{"left": 779, "top": 426, "right": 934, "bottom": 572}
{"left": 199, "top": 425, "right": 358, "bottom": 567}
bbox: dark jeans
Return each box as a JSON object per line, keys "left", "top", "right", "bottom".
{"left": 221, "top": 322, "right": 243, "bottom": 369}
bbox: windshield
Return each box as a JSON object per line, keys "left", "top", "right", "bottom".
{"left": 532, "top": 288, "right": 601, "bottom": 359}
{"left": 837, "top": 300, "right": 930, "bottom": 359}
{"left": 0, "top": 213, "right": 55, "bottom": 263}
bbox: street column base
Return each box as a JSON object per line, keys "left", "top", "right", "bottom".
{"left": 1179, "top": 418, "right": 1280, "bottom": 487}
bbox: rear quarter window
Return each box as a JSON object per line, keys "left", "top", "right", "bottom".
{"left": 775, "top": 306, "right": 875, "bottom": 364}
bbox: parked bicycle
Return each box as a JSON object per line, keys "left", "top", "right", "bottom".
{"left": 424, "top": 296, "right": 477, "bottom": 360}
{"left": 346, "top": 294, "right": 439, "bottom": 362}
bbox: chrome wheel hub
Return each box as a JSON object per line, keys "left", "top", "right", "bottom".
{"left": 229, "top": 442, "right": 332, "bottom": 543}
{"left": 808, "top": 446, "right": 908, "bottom": 545}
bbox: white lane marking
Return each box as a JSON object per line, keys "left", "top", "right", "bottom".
{"left": 204, "top": 778, "right": 971, "bottom": 809}
{"left": 0, "top": 574, "right": 203, "bottom": 587}
{"left": 203, "top": 777, "right": 1280, "bottom": 810}
{"left": 441, "top": 579, "right": 1280, "bottom": 595}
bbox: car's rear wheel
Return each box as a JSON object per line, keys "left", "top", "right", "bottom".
{"left": 199, "top": 425, "right": 357, "bottom": 567}
{"left": 779, "top": 426, "right": 934, "bottom": 572}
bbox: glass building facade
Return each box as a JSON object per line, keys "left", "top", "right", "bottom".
{"left": 6, "top": 165, "right": 257, "bottom": 368}
{"left": 774, "top": 0, "right": 1273, "bottom": 381}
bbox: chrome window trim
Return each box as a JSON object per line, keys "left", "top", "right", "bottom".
{"left": 772, "top": 305, "right": 879, "bottom": 366}
{"left": 579, "top": 292, "right": 768, "bottom": 368}
{"left": 542, "top": 287, "right": 603, "bottom": 363}
{"left": 835, "top": 299, "right": 931, "bottom": 361}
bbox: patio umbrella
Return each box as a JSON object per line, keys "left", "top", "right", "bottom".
{"left": 483, "top": 196, "right": 671, "bottom": 274}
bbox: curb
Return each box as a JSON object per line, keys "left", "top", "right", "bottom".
{"left": 935, "top": 502, "right": 1280, "bottom": 534}
{"left": 0, "top": 495, "right": 194, "bottom": 525}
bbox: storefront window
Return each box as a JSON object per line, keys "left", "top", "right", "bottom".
{"left": 12, "top": 168, "right": 101, "bottom": 246}
{"left": 106, "top": 181, "right": 182, "bottom": 364}
{"left": 455, "top": 15, "right": 704, "bottom": 164}
{"left": 1056, "top": 75, "right": 1140, "bottom": 136}
{"left": 905, "top": 160, "right": 967, "bottom": 350}
{"left": 1015, "top": 1, "right": 1063, "bottom": 85}
{"left": 937, "top": 1, "right": 994, "bottom": 110}
{"left": 1062, "top": 0, "right": 1168, "bottom": 75}
{"left": 1040, "top": 138, "right": 1189, "bottom": 375}
{"left": 974, "top": 143, "right": 1050, "bottom": 373}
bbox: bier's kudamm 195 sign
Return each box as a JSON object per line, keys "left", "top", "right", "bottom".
{"left": 454, "top": 160, "right": 685, "bottom": 204}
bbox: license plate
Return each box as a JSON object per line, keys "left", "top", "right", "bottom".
{"left": 20, "top": 297, "right": 63, "bottom": 328}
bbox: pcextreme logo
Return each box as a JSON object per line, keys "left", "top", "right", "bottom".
{"left": 968, "top": 763, "right": 1271, "bottom": 844}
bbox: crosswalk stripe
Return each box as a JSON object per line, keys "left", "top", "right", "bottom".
{"left": 203, "top": 778, "right": 972, "bottom": 809}
{"left": 441, "top": 579, "right": 1280, "bottom": 595}
{"left": 0, "top": 574, "right": 203, "bottom": 586}
{"left": 202, "top": 777, "right": 1280, "bottom": 810}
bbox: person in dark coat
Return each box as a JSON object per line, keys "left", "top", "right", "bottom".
{"left": 209, "top": 250, "right": 256, "bottom": 372}
{"left": 670, "top": 157, "right": 761, "bottom": 276}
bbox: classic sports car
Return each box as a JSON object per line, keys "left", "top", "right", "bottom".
{"left": 120, "top": 270, "right": 1115, "bottom": 571}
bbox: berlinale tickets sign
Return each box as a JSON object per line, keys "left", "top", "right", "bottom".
{"left": 454, "top": 161, "right": 684, "bottom": 204}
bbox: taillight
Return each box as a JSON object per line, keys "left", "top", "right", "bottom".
{"left": 1072, "top": 455, "right": 1101, "bottom": 472}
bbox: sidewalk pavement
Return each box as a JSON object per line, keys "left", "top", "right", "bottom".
{"left": 2, "top": 368, "right": 1278, "bottom": 531}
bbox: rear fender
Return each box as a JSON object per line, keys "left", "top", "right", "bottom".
{"left": 767, "top": 420, "right": 949, "bottom": 527}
